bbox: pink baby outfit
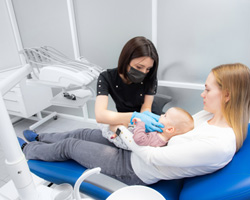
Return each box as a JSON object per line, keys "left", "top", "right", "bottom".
{"left": 133, "top": 121, "right": 167, "bottom": 147}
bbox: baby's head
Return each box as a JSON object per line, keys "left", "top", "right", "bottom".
{"left": 159, "top": 107, "right": 194, "bottom": 137}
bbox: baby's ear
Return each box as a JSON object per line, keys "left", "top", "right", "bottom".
{"left": 165, "top": 127, "right": 174, "bottom": 134}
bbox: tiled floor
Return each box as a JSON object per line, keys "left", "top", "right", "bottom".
{"left": 0, "top": 115, "right": 98, "bottom": 188}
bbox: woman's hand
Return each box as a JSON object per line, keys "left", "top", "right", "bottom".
{"left": 131, "top": 112, "right": 164, "bottom": 132}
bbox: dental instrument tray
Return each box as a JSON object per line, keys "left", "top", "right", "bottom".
{"left": 19, "top": 46, "right": 103, "bottom": 109}
{"left": 51, "top": 89, "right": 93, "bottom": 108}
{"left": 19, "top": 46, "right": 103, "bottom": 89}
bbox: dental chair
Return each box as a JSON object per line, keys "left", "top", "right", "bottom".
{"left": 152, "top": 93, "right": 172, "bottom": 115}
{"left": 20, "top": 48, "right": 250, "bottom": 199}
{"left": 27, "top": 115, "right": 250, "bottom": 200}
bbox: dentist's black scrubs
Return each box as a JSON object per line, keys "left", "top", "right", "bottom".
{"left": 96, "top": 68, "right": 157, "bottom": 112}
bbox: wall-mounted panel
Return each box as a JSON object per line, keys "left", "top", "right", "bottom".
{"left": 12, "top": 0, "right": 75, "bottom": 58}
{"left": 157, "top": 0, "right": 250, "bottom": 114}
{"left": 0, "top": 1, "right": 21, "bottom": 69}
{"left": 74, "top": 0, "right": 152, "bottom": 69}
{"left": 158, "top": 0, "right": 250, "bottom": 84}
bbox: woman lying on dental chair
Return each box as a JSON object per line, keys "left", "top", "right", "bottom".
{"left": 18, "top": 63, "right": 250, "bottom": 186}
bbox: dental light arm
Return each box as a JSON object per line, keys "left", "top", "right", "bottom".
{"left": 0, "top": 64, "right": 39, "bottom": 200}
{"left": 0, "top": 64, "right": 31, "bottom": 96}
{"left": 0, "top": 64, "right": 112, "bottom": 200}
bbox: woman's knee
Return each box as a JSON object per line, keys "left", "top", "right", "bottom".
{"left": 59, "top": 138, "right": 81, "bottom": 158}
{"left": 61, "top": 138, "right": 79, "bottom": 147}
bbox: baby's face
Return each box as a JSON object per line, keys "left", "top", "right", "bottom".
{"left": 158, "top": 108, "right": 177, "bottom": 127}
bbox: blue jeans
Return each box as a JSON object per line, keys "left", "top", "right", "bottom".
{"left": 23, "top": 128, "right": 145, "bottom": 185}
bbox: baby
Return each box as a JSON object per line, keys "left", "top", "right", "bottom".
{"left": 100, "top": 107, "right": 194, "bottom": 149}
{"left": 131, "top": 107, "right": 194, "bottom": 147}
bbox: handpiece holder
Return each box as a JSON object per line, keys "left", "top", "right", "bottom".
{"left": 74, "top": 167, "right": 101, "bottom": 200}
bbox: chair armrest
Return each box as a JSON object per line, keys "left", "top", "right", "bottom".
{"left": 152, "top": 94, "right": 172, "bottom": 115}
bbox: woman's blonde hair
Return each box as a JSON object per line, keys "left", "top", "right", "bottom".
{"left": 212, "top": 63, "right": 250, "bottom": 151}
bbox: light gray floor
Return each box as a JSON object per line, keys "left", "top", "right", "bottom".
{"left": 0, "top": 116, "right": 98, "bottom": 188}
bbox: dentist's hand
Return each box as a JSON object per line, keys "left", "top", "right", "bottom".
{"left": 130, "top": 112, "right": 164, "bottom": 132}
{"left": 142, "top": 111, "right": 160, "bottom": 121}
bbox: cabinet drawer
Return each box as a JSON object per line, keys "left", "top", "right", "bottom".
{"left": 7, "top": 110, "right": 23, "bottom": 117}
{"left": 3, "top": 88, "right": 22, "bottom": 101}
{"left": 1, "top": 66, "right": 53, "bottom": 118}
{"left": 4, "top": 99, "right": 23, "bottom": 113}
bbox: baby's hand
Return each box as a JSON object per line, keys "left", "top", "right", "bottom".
{"left": 132, "top": 117, "right": 141, "bottom": 124}
{"left": 111, "top": 133, "right": 117, "bottom": 139}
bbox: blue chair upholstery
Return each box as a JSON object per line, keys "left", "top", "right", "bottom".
{"left": 179, "top": 123, "right": 250, "bottom": 200}
{"left": 28, "top": 124, "right": 250, "bottom": 200}
{"left": 28, "top": 160, "right": 111, "bottom": 200}
{"left": 28, "top": 159, "right": 183, "bottom": 200}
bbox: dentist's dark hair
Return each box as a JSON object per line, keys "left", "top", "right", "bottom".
{"left": 117, "top": 36, "right": 159, "bottom": 90}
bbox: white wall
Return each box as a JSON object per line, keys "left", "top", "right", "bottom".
{"left": 12, "top": 0, "right": 75, "bottom": 58}
{"left": 1, "top": 0, "right": 250, "bottom": 116}
{"left": 0, "top": 0, "right": 21, "bottom": 70}
{"left": 158, "top": 0, "right": 250, "bottom": 83}
{"left": 74, "top": 0, "right": 152, "bottom": 69}
{"left": 157, "top": 0, "right": 250, "bottom": 113}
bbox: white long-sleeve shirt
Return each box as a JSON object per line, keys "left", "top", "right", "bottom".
{"left": 120, "top": 111, "right": 236, "bottom": 184}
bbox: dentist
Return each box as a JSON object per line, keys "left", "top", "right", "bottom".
{"left": 95, "top": 36, "right": 163, "bottom": 132}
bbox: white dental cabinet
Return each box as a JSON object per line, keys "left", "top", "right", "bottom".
{"left": 0, "top": 66, "right": 53, "bottom": 119}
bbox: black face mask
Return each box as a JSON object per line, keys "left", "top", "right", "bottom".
{"left": 127, "top": 67, "right": 147, "bottom": 83}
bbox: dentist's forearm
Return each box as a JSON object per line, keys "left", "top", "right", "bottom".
{"left": 95, "top": 110, "right": 132, "bottom": 126}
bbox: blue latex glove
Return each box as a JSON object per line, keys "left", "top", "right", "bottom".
{"left": 130, "top": 112, "right": 164, "bottom": 133}
{"left": 142, "top": 111, "right": 160, "bottom": 121}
